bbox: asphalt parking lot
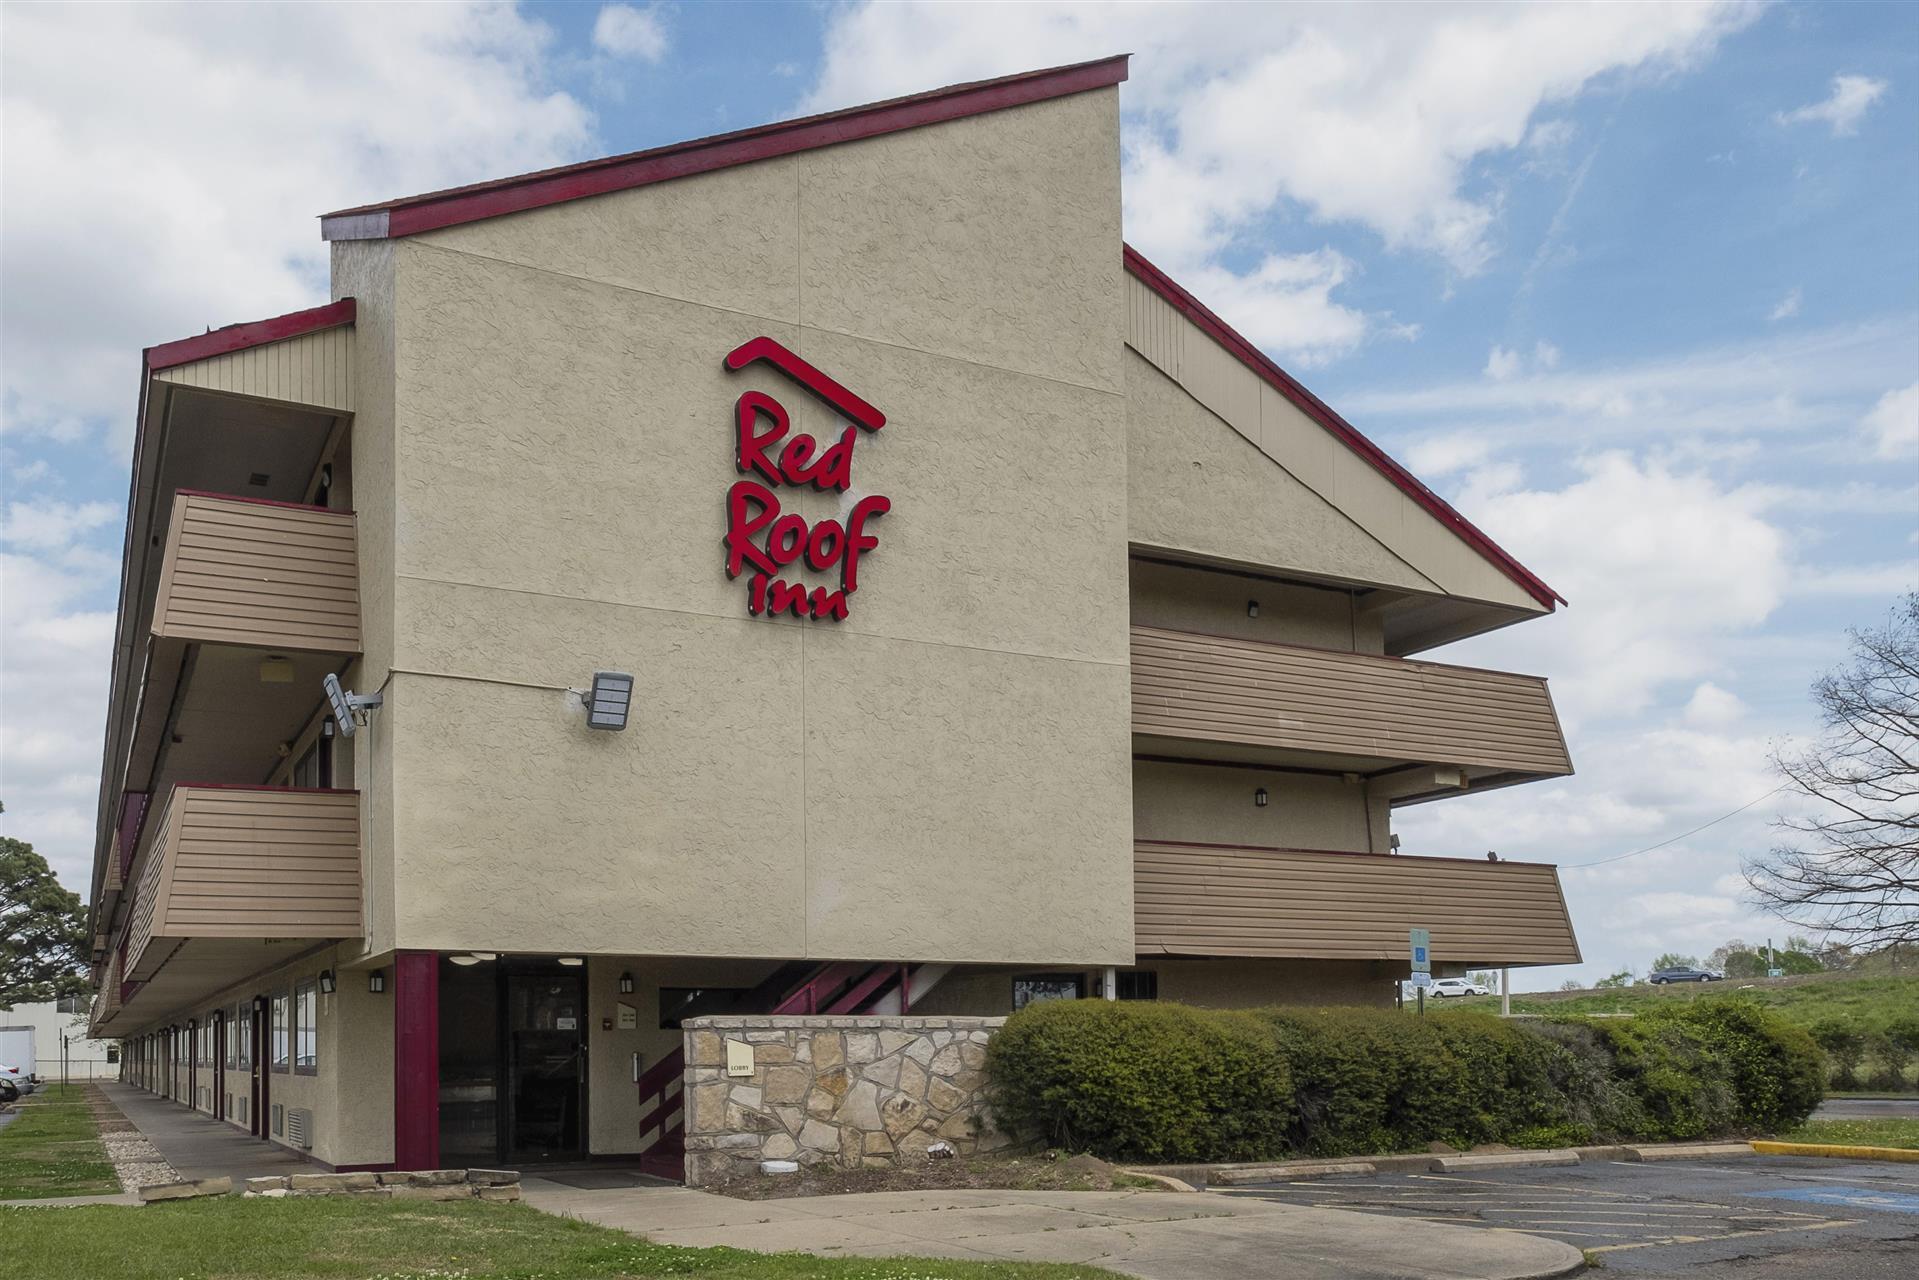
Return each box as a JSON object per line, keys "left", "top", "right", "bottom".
{"left": 1221, "top": 1155, "right": 1919, "bottom": 1277}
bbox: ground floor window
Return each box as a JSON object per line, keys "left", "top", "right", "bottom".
{"left": 1116, "top": 971, "right": 1159, "bottom": 1001}
{"left": 1012, "top": 973, "right": 1084, "bottom": 1010}
{"left": 294, "top": 980, "right": 318, "bottom": 1073}
{"left": 271, "top": 992, "right": 290, "bottom": 1071}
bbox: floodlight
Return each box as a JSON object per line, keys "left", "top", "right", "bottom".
{"left": 584, "top": 671, "right": 635, "bottom": 731}
{"left": 323, "top": 672, "right": 383, "bottom": 737}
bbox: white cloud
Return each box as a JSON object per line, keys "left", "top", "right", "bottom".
{"left": 1774, "top": 74, "right": 1889, "bottom": 137}
{"left": 1862, "top": 382, "right": 1919, "bottom": 459}
{"left": 1683, "top": 682, "right": 1746, "bottom": 728}
{"left": 1768, "top": 287, "right": 1801, "bottom": 322}
{"left": 1534, "top": 341, "right": 1562, "bottom": 371}
{"left": 0, "top": 2, "right": 593, "bottom": 445}
{"left": 1404, "top": 433, "right": 1492, "bottom": 478}
{"left": 803, "top": 1, "right": 1755, "bottom": 367}
{"left": 1485, "top": 345, "right": 1522, "bottom": 381}
{"left": 592, "top": 4, "right": 667, "bottom": 62}
{"left": 1792, "top": 561, "right": 1918, "bottom": 598}
{"left": 1524, "top": 118, "right": 1578, "bottom": 152}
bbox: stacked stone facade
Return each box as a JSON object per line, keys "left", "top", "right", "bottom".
{"left": 682, "top": 1015, "right": 1008, "bottom": 1186}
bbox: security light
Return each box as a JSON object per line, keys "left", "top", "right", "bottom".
{"left": 323, "top": 673, "right": 383, "bottom": 738}
{"left": 368, "top": 970, "right": 386, "bottom": 994}
{"left": 618, "top": 972, "right": 635, "bottom": 994}
{"left": 1254, "top": 788, "right": 1269, "bottom": 807}
{"left": 583, "top": 671, "right": 635, "bottom": 731}
{"left": 1247, "top": 600, "right": 1260, "bottom": 618}
{"left": 318, "top": 970, "right": 337, "bottom": 995}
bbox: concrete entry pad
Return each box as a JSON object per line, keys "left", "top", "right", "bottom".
{"left": 522, "top": 1180, "right": 1584, "bottom": 1279}
{"left": 1223, "top": 1154, "right": 1919, "bottom": 1277}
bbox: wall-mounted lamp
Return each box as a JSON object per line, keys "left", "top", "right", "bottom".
{"left": 259, "top": 656, "right": 294, "bottom": 684}
{"left": 449, "top": 954, "right": 479, "bottom": 967}
{"left": 582, "top": 671, "right": 635, "bottom": 731}
{"left": 368, "top": 969, "right": 387, "bottom": 994}
{"left": 1254, "top": 787, "right": 1269, "bottom": 807}
{"left": 186, "top": 1017, "right": 197, "bottom": 1031}
{"left": 557, "top": 956, "right": 584, "bottom": 967}
{"left": 323, "top": 672, "right": 383, "bottom": 738}
{"left": 618, "top": 972, "right": 635, "bottom": 995}
{"left": 318, "top": 970, "right": 337, "bottom": 995}
{"left": 1247, "top": 600, "right": 1260, "bottom": 618}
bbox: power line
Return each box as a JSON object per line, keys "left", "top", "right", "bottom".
{"left": 1564, "top": 784, "right": 1792, "bottom": 869}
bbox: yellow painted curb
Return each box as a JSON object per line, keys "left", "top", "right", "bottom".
{"left": 1751, "top": 1140, "right": 1919, "bottom": 1163}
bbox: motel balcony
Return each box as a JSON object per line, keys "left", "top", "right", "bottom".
{"left": 1136, "top": 842, "right": 1582, "bottom": 969}
{"left": 117, "top": 785, "right": 363, "bottom": 1021}
{"left": 1130, "top": 624, "right": 1573, "bottom": 804}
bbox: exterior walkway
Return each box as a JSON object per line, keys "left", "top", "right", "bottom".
{"left": 521, "top": 1181, "right": 1585, "bottom": 1280}
{"left": 98, "top": 1081, "right": 306, "bottom": 1187}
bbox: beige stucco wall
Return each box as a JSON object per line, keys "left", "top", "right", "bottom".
{"left": 331, "top": 241, "right": 398, "bottom": 961}
{"left": 1132, "top": 760, "right": 1384, "bottom": 852}
{"left": 1128, "top": 559, "right": 1385, "bottom": 653}
{"left": 138, "top": 943, "right": 393, "bottom": 1170}
{"left": 373, "top": 87, "right": 1135, "bottom": 968}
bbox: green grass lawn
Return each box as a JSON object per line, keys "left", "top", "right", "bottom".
{"left": 0, "top": 1197, "right": 1124, "bottom": 1280}
{"left": 0, "top": 1083, "right": 120, "bottom": 1200}
{"left": 1778, "top": 1117, "right": 1919, "bottom": 1150}
{"left": 1464, "top": 972, "right": 1919, "bottom": 1028}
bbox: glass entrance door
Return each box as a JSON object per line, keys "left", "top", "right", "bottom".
{"left": 503, "top": 974, "right": 585, "bottom": 1160}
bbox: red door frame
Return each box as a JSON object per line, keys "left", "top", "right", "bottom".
{"left": 394, "top": 951, "right": 440, "bottom": 1170}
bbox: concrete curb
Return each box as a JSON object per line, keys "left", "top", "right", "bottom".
{"left": 1622, "top": 1142, "right": 1755, "bottom": 1162}
{"left": 1120, "top": 1169, "right": 1203, "bottom": 1192}
{"left": 1208, "top": 1160, "right": 1378, "bottom": 1185}
{"left": 1751, "top": 1140, "right": 1919, "bottom": 1163}
{"left": 1432, "top": 1150, "right": 1580, "bottom": 1173}
{"left": 1147, "top": 1139, "right": 1809, "bottom": 1188}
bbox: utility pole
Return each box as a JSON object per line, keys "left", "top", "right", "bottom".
{"left": 1501, "top": 968, "right": 1510, "bottom": 1018}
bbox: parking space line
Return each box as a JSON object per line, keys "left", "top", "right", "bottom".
{"left": 1586, "top": 1217, "right": 1864, "bottom": 1254}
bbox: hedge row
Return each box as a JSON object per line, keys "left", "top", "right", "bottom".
{"left": 985, "top": 999, "right": 1824, "bottom": 1163}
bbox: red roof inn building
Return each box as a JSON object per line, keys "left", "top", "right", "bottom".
{"left": 87, "top": 57, "right": 1579, "bottom": 1177}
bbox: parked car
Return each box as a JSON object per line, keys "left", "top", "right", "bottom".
{"left": 0, "top": 1062, "right": 31, "bottom": 1096}
{"left": 1428, "top": 978, "right": 1492, "bottom": 998}
{"left": 1648, "top": 966, "right": 1723, "bottom": 984}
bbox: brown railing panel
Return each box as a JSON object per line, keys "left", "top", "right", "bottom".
{"left": 152, "top": 493, "right": 360, "bottom": 653}
{"left": 1135, "top": 841, "right": 1581, "bottom": 967}
{"left": 1131, "top": 625, "right": 1572, "bottom": 776}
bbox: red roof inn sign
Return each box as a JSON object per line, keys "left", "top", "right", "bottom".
{"left": 722, "top": 337, "right": 890, "bottom": 622}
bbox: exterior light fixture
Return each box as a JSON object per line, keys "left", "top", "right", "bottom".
{"left": 470, "top": 952, "right": 498, "bottom": 963}
{"left": 260, "top": 656, "right": 294, "bottom": 684}
{"left": 318, "top": 970, "right": 337, "bottom": 995}
{"left": 557, "top": 956, "right": 584, "bottom": 967}
{"left": 449, "top": 955, "right": 480, "bottom": 967}
{"left": 582, "top": 671, "right": 635, "bottom": 731}
{"left": 618, "top": 972, "right": 635, "bottom": 995}
{"left": 1247, "top": 600, "right": 1260, "bottom": 618}
{"left": 323, "top": 673, "right": 383, "bottom": 738}
{"left": 368, "top": 969, "right": 386, "bottom": 994}
{"left": 1254, "top": 788, "right": 1269, "bottom": 807}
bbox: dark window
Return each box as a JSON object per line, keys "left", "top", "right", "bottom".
{"left": 1116, "top": 971, "right": 1158, "bottom": 1001}
{"left": 291, "top": 735, "right": 332, "bottom": 789}
{"left": 659, "top": 987, "right": 753, "bottom": 1030}
{"left": 1012, "top": 973, "right": 1084, "bottom": 1011}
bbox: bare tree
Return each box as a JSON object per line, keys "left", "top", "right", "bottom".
{"left": 1747, "top": 593, "right": 1919, "bottom": 947}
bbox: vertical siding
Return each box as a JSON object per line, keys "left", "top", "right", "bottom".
{"left": 1136, "top": 842, "right": 1581, "bottom": 965}
{"left": 1131, "top": 624, "right": 1572, "bottom": 776}
{"left": 154, "top": 325, "right": 355, "bottom": 411}
{"left": 152, "top": 493, "right": 361, "bottom": 653}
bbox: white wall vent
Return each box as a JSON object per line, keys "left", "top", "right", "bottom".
{"left": 272, "top": 1102, "right": 284, "bottom": 1136}
{"left": 286, "top": 1107, "right": 313, "bottom": 1150}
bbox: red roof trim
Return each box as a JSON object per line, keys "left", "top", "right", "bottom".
{"left": 146, "top": 299, "right": 356, "bottom": 373}
{"left": 322, "top": 55, "right": 1130, "bottom": 241}
{"left": 1122, "top": 245, "right": 1565, "bottom": 610}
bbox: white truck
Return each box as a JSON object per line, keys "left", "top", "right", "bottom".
{"left": 0, "top": 1025, "right": 39, "bottom": 1095}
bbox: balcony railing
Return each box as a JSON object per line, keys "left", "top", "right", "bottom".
{"left": 1135, "top": 841, "right": 1581, "bottom": 968}
{"left": 1130, "top": 625, "right": 1572, "bottom": 796}
{"left": 126, "top": 785, "right": 362, "bottom": 983}
{"left": 152, "top": 491, "right": 360, "bottom": 654}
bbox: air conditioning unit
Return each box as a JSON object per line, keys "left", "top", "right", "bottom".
{"left": 286, "top": 1107, "right": 313, "bottom": 1150}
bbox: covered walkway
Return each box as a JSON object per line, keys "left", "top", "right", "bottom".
{"left": 97, "top": 1081, "right": 306, "bottom": 1187}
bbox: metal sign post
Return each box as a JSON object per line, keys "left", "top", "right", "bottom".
{"left": 1409, "top": 927, "right": 1432, "bottom": 1015}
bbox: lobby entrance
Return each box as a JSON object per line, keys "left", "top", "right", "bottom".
{"left": 438, "top": 957, "right": 587, "bottom": 1163}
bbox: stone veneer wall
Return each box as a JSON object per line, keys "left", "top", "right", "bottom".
{"left": 682, "top": 1015, "right": 1007, "bottom": 1186}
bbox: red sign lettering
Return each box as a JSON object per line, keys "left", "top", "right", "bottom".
{"left": 721, "top": 338, "right": 891, "bottom": 622}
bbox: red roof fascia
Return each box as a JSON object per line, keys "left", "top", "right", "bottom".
{"left": 1122, "top": 244, "right": 1565, "bottom": 610}
{"left": 321, "top": 55, "right": 1130, "bottom": 241}
{"left": 145, "top": 299, "right": 356, "bottom": 373}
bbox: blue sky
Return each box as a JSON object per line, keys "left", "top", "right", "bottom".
{"left": 3, "top": 2, "right": 1915, "bottom": 988}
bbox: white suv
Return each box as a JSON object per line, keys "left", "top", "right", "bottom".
{"left": 1427, "top": 978, "right": 1491, "bottom": 998}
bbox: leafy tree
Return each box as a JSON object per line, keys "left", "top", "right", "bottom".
{"left": 0, "top": 805, "right": 90, "bottom": 1010}
{"left": 1651, "top": 953, "right": 1699, "bottom": 973}
{"left": 1594, "top": 969, "right": 1635, "bottom": 989}
{"left": 1748, "top": 594, "right": 1919, "bottom": 947}
{"left": 1810, "top": 1020, "right": 1866, "bottom": 1090}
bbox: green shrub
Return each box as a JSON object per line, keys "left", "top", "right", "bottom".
{"left": 1657, "top": 1002, "right": 1824, "bottom": 1131}
{"left": 1811, "top": 1019, "right": 1866, "bottom": 1089}
{"left": 984, "top": 999, "right": 1293, "bottom": 1162}
{"left": 1574, "top": 1014, "right": 1739, "bottom": 1140}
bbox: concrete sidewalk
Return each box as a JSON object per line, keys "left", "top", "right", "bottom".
{"left": 522, "top": 1179, "right": 1585, "bottom": 1279}
{"left": 96, "top": 1082, "right": 305, "bottom": 1187}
